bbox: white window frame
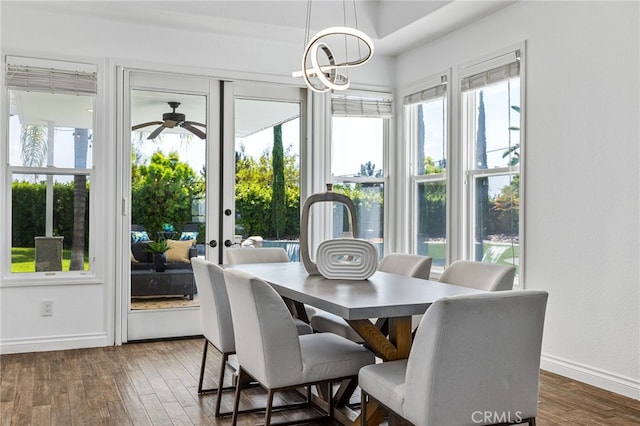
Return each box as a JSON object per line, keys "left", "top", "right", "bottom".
{"left": 405, "top": 73, "right": 450, "bottom": 272}
{"left": 329, "top": 90, "right": 391, "bottom": 253}
{"left": 3, "top": 56, "right": 98, "bottom": 283}
{"left": 460, "top": 46, "right": 524, "bottom": 285}
{"left": 401, "top": 44, "right": 525, "bottom": 284}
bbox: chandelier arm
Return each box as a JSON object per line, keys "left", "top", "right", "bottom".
{"left": 293, "top": 0, "right": 374, "bottom": 93}
{"left": 312, "top": 43, "right": 349, "bottom": 92}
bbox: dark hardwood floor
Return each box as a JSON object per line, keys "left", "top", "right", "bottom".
{"left": 1, "top": 337, "right": 639, "bottom": 425}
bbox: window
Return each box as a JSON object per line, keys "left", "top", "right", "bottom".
{"left": 405, "top": 48, "right": 523, "bottom": 282}
{"left": 330, "top": 92, "right": 391, "bottom": 257}
{"left": 461, "top": 50, "right": 521, "bottom": 280}
{"left": 6, "top": 57, "right": 96, "bottom": 274}
{"left": 405, "top": 75, "right": 448, "bottom": 269}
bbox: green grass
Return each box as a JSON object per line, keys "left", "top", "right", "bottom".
{"left": 11, "top": 247, "right": 89, "bottom": 273}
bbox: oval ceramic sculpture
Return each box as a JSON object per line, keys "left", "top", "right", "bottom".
{"left": 299, "top": 188, "right": 358, "bottom": 275}
{"left": 316, "top": 239, "right": 378, "bottom": 280}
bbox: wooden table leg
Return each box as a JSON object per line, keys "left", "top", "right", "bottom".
{"left": 347, "top": 317, "right": 413, "bottom": 425}
{"left": 388, "top": 317, "right": 412, "bottom": 359}
{"left": 283, "top": 297, "right": 309, "bottom": 323}
{"left": 354, "top": 398, "right": 387, "bottom": 426}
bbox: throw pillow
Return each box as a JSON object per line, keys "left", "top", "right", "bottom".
{"left": 179, "top": 231, "right": 199, "bottom": 241}
{"left": 131, "top": 230, "right": 150, "bottom": 243}
{"left": 166, "top": 239, "right": 196, "bottom": 263}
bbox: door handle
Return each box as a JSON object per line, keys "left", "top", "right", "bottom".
{"left": 208, "top": 240, "right": 218, "bottom": 248}
{"left": 224, "top": 240, "right": 234, "bottom": 247}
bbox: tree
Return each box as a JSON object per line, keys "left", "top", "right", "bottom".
{"left": 502, "top": 105, "right": 521, "bottom": 166}
{"left": 416, "top": 104, "right": 428, "bottom": 239}
{"left": 359, "top": 161, "right": 382, "bottom": 178}
{"left": 475, "top": 91, "right": 489, "bottom": 261}
{"left": 271, "top": 124, "right": 286, "bottom": 238}
{"left": 70, "top": 128, "right": 89, "bottom": 270}
{"left": 235, "top": 144, "right": 300, "bottom": 239}
{"left": 131, "top": 151, "right": 202, "bottom": 234}
{"left": 20, "top": 125, "right": 47, "bottom": 171}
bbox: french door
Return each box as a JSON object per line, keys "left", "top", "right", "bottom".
{"left": 221, "top": 83, "right": 307, "bottom": 263}
{"left": 120, "top": 70, "right": 221, "bottom": 341}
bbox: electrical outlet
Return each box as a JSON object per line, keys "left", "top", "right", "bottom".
{"left": 40, "top": 300, "right": 53, "bottom": 316}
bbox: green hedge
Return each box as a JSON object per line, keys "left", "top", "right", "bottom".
{"left": 12, "top": 181, "right": 89, "bottom": 249}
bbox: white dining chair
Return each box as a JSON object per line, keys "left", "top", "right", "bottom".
{"left": 439, "top": 259, "right": 516, "bottom": 291}
{"left": 310, "top": 253, "right": 433, "bottom": 343}
{"left": 193, "top": 258, "right": 312, "bottom": 417}
{"left": 223, "top": 268, "right": 375, "bottom": 426}
{"left": 226, "top": 247, "right": 316, "bottom": 325}
{"left": 192, "top": 258, "right": 237, "bottom": 416}
{"left": 359, "top": 290, "right": 548, "bottom": 426}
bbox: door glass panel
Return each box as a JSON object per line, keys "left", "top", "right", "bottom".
{"left": 234, "top": 99, "right": 301, "bottom": 261}
{"left": 130, "top": 90, "right": 206, "bottom": 310}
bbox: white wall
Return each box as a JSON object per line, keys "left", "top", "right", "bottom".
{"left": 0, "top": 2, "right": 394, "bottom": 354}
{"left": 396, "top": 1, "right": 639, "bottom": 399}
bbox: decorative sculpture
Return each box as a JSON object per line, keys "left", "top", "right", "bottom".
{"left": 316, "top": 238, "right": 378, "bottom": 280}
{"left": 300, "top": 184, "right": 377, "bottom": 278}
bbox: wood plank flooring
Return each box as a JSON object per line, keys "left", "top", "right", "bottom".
{"left": 1, "top": 337, "right": 639, "bottom": 425}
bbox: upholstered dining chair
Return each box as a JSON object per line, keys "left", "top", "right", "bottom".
{"left": 359, "top": 290, "right": 548, "bottom": 426}
{"left": 192, "top": 258, "right": 236, "bottom": 417}
{"left": 192, "top": 258, "right": 312, "bottom": 417}
{"left": 439, "top": 259, "right": 516, "bottom": 291}
{"left": 223, "top": 268, "right": 375, "bottom": 426}
{"left": 226, "top": 247, "right": 316, "bottom": 323}
{"left": 310, "top": 253, "right": 433, "bottom": 343}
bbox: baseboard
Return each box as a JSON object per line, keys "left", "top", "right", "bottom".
{"left": 541, "top": 353, "right": 640, "bottom": 401}
{"left": 0, "top": 333, "right": 110, "bottom": 355}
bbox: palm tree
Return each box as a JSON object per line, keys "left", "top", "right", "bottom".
{"left": 70, "top": 128, "right": 89, "bottom": 270}
{"left": 20, "top": 125, "right": 47, "bottom": 181}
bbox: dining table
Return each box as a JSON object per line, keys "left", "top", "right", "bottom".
{"left": 226, "top": 261, "right": 486, "bottom": 425}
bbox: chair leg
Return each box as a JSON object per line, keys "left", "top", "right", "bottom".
{"left": 197, "top": 339, "right": 209, "bottom": 393}
{"left": 264, "top": 389, "right": 275, "bottom": 426}
{"left": 327, "top": 382, "right": 334, "bottom": 420}
{"left": 231, "top": 368, "right": 244, "bottom": 426}
{"left": 360, "top": 389, "right": 367, "bottom": 426}
{"left": 214, "top": 352, "right": 230, "bottom": 417}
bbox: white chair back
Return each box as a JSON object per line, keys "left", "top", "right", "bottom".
{"left": 439, "top": 260, "right": 515, "bottom": 291}
{"left": 378, "top": 253, "right": 432, "bottom": 279}
{"left": 223, "top": 269, "right": 304, "bottom": 388}
{"left": 192, "top": 258, "right": 235, "bottom": 353}
{"left": 225, "top": 247, "right": 289, "bottom": 265}
{"left": 404, "top": 290, "right": 548, "bottom": 425}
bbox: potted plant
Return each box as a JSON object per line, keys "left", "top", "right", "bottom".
{"left": 145, "top": 240, "right": 170, "bottom": 272}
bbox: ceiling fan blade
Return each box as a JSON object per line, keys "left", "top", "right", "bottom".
{"left": 132, "top": 121, "right": 163, "bottom": 131}
{"left": 183, "top": 121, "right": 206, "bottom": 128}
{"left": 147, "top": 124, "right": 167, "bottom": 140}
{"left": 181, "top": 123, "right": 206, "bottom": 139}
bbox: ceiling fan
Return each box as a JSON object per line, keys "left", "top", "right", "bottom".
{"left": 132, "top": 101, "right": 206, "bottom": 139}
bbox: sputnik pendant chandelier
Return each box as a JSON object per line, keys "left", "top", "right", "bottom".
{"left": 292, "top": 0, "right": 374, "bottom": 93}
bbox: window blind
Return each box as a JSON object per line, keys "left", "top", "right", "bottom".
{"left": 6, "top": 64, "right": 97, "bottom": 95}
{"left": 331, "top": 94, "right": 392, "bottom": 118}
{"left": 403, "top": 75, "right": 447, "bottom": 106}
{"left": 461, "top": 50, "right": 520, "bottom": 92}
